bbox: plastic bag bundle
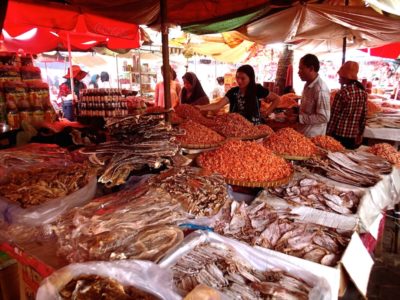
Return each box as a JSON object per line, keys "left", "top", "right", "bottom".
{"left": 36, "top": 260, "right": 180, "bottom": 300}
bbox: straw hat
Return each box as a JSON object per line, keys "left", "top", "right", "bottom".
{"left": 64, "top": 65, "right": 88, "bottom": 80}
{"left": 338, "top": 61, "right": 359, "bottom": 80}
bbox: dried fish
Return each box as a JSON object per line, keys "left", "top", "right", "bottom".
{"left": 215, "top": 201, "right": 351, "bottom": 266}
{"left": 171, "top": 243, "right": 312, "bottom": 299}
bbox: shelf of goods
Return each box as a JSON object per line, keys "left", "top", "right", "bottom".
{"left": 0, "top": 52, "right": 56, "bottom": 129}
{"left": 78, "top": 88, "right": 128, "bottom": 117}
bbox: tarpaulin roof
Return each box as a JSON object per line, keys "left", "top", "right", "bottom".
{"left": 10, "top": 0, "right": 271, "bottom": 27}
{"left": 237, "top": 3, "right": 400, "bottom": 53}
{"left": 1, "top": 1, "right": 140, "bottom": 53}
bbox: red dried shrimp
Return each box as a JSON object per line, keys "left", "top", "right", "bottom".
{"left": 177, "top": 120, "right": 225, "bottom": 145}
{"left": 264, "top": 127, "right": 318, "bottom": 157}
{"left": 197, "top": 140, "right": 293, "bottom": 182}
{"left": 311, "top": 135, "right": 345, "bottom": 152}
{"left": 367, "top": 143, "right": 400, "bottom": 166}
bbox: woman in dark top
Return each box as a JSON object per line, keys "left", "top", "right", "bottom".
{"left": 180, "top": 72, "right": 210, "bottom": 105}
{"left": 199, "top": 65, "right": 280, "bottom": 124}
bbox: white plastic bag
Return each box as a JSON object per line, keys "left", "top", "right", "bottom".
{"left": 36, "top": 260, "right": 180, "bottom": 300}
{"left": 0, "top": 175, "right": 97, "bottom": 226}
{"left": 160, "top": 230, "right": 333, "bottom": 300}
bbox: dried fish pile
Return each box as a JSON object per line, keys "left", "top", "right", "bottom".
{"left": 59, "top": 275, "right": 160, "bottom": 300}
{"left": 81, "top": 115, "right": 183, "bottom": 187}
{"left": 304, "top": 151, "right": 392, "bottom": 187}
{"left": 0, "top": 163, "right": 94, "bottom": 208}
{"left": 148, "top": 167, "right": 231, "bottom": 217}
{"left": 264, "top": 127, "right": 319, "bottom": 158}
{"left": 197, "top": 140, "right": 293, "bottom": 182}
{"left": 81, "top": 140, "right": 180, "bottom": 187}
{"left": 105, "top": 115, "right": 178, "bottom": 143}
{"left": 267, "top": 176, "right": 361, "bottom": 215}
{"left": 176, "top": 120, "right": 225, "bottom": 146}
{"left": 0, "top": 144, "right": 71, "bottom": 178}
{"left": 54, "top": 188, "right": 187, "bottom": 263}
{"left": 171, "top": 242, "right": 312, "bottom": 299}
{"left": 214, "top": 201, "right": 351, "bottom": 266}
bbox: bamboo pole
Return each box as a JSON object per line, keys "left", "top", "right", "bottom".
{"left": 160, "top": 0, "right": 171, "bottom": 112}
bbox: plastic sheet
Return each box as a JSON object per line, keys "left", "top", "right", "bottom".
{"left": 36, "top": 260, "right": 180, "bottom": 300}
{"left": 0, "top": 175, "right": 97, "bottom": 226}
{"left": 160, "top": 231, "right": 332, "bottom": 300}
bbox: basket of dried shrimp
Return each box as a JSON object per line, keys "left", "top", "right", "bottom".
{"left": 196, "top": 139, "right": 293, "bottom": 188}
{"left": 263, "top": 127, "right": 318, "bottom": 160}
{"left": 176, "top": 120, "right": 226, "bottom": 149}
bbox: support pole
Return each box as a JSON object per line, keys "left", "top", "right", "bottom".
{"left": 160, "top": 0, "right": 171, "bottom": 111}
{"left": 342, "top": 0, "right": 349, "bottom": 65}
{"left": 67, "top": 33, "right": 75, "bottom": 98}
{"left": 115, "top": 54, "right": 120, "bottom": 90}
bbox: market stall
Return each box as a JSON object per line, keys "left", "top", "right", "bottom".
{"left": 1, "top": 1, "right": 400, "bottom": 300}
{"left": 0, "top": 111, "right": 398, "bottom": 299}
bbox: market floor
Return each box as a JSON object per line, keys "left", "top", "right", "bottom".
{"left": 342, "top": 211, "right": 400, "bottom": 300}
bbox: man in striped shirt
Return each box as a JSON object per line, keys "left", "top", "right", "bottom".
{"left": 327, "top": 61, "right": 368, "bottom": 149}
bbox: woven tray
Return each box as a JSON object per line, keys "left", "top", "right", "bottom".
{"left": 223, "top": 132, "right": 269, "bottom": 141}
{"left": 277, "top": 153, "right": 311, "bottom": 161}
{"left": 224, "top": 174, "right": 292, "bottom": 188}
{"left": 179, "top": 140, "right": 225, "bottom": 150}
{"left": 196, "top": 156, "right": 293, "bottom": 188}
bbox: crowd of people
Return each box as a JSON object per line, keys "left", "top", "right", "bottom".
{"left": 56, "top": 53, "right": 369, "bottom": 150}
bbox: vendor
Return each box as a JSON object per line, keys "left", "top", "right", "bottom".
{"left": 198, "top": 65, "right": 280, "bottom": 124}
{"left": 327, "top": 61, "right": 368, "bottom": 149}
{"left": 58, "top": 65, "right": 87, "bottom": 121}
{"left": 180, "top": 72, "right": 210, "bottom": 105}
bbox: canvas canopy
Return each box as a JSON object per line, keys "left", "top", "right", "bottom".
{"left": 1, "top": 1, "right": 140, "bottom": 53}
{"left": 237, "top": 3, "right": 400, "bottom": 53}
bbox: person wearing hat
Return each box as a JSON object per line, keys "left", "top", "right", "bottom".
{"left": 58, "top": 65, "right": 87, "bottom": 121}
{"left": 327, "top": 61, "right": 368, "bottom": 149}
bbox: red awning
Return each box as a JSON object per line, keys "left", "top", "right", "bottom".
{"left": 360, "top": 42, "right": 400, "bottom": 59}
{"left": 1, "top": 1, "right": 141, "bottom": 53}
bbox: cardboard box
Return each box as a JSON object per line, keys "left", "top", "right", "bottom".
{"left": 0, "top": 252, "right": 19, "bottom": 300}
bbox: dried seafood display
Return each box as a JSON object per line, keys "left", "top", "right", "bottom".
{"left": 81, "top": 115, "right": 183, "bottom": 187}
{"left": 214, "top": 201, "right": 351, "bottom": 266}
{"left": 367, "top": 100, "right": 381, "bottom": 117}
{"left": 0, "top": 163, "right": 93, "bottom": 208}
{"left": 0, "top": 143, "right": 70, "bottom": 174}
{"left": 311, "top": 135, "right": 345, "bottom": 152}
{"left": 304, "top": 151, "right": 392, "bottom": 187}
{"left": 148, "top": 167, "right": 230, "bottom": 217}
{"left": 59, "top": 275, "right": 160, "bottom": 300}
{"left": 267, "top": 175, "right": 361, "bottom": 215}
{"left": 210, "top": 113, "right": 270, "bottom": 139}
{"left": 175, "top": 104, "right": 214, "bottom": 127}
{"left": 256, "top": 124, "right": 274, "bottom": 137}
{"left": 81, "top": 140, "right": 180, "bottom": 187}
{"left": 197, "top": 140, "right": 293, "bottom": 183}
{"left": 54, "top": 188, "right": 187, "bottom": 263}
{"left": 176, "top": 120, "right": 225, "bottom": 147}
{"left": 367, "top": 143, "right": 400, "bottom": 166}
{"left": 105, "top": 115, "right": 178, "bottom": 144}
{"left": 171, "top": 242, "right": 312, "bottom": 299}
{"left": 264, "top": 127, "right": 318, "bottom": 158}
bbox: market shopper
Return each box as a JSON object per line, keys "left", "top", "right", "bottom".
{"left": 58, "top": 65, "right": 87, "bottom": 121}
{"left": 297, "top": 54, "right": 330, "bottom": 137}
{"left": 155, "top": 65, "right": 181, "bottom": 108}
{"left": 180, "top": 72, "right": 210, "bottom": 105}
{"left": 327, "top": 61, "right": 368, "bottom": 149}
{"left": 211, "top": 76, "right": 225, "bottom": 99}
{"left": 198, "top": 64, "right": 280, "bottom": 124}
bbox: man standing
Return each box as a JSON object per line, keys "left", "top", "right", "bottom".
{"left": 297, "top": 54, "right": 330, "bottom": 137}
{"left": 327, "top": 61, "right": 368, "bottom": 149}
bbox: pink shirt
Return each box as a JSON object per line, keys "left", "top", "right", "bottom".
{"left": 155, "top": 80, "right": 181, "bottom": 108}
